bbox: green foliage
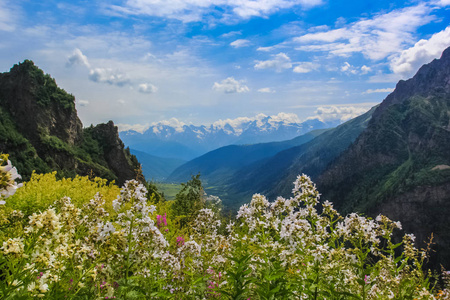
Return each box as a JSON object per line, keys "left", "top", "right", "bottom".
{"left": 145, "top": 181, "right": 164, "bottom": 204}
{"left": 172, "top": 174, "right": 204, "bottom": 226}
{"left": 11, "top": 60, "right": 75, "bottom": 111}
{"left": 40, "top": 135, "right": 73, "bottom": 154}
{"left": 79, "top": 125, "right": 104, "bottom": 163}
{"left": 0, "top": 108, "right": 50, "bottom": 180}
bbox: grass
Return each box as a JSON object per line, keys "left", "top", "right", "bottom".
{"left": 155, "top": 182, "right": 182, "bottom": 200}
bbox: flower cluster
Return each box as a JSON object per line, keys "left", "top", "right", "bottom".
{"left": 0, "top": 156, "right": 448, "bottom": 299}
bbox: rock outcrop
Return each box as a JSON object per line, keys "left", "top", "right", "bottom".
{"left": 0, "top": 60, "right": 142, "bottom": 185}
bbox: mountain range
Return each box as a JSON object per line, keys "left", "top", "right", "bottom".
{"left": 120, "top": 114, "right": 339, "bottom": 161}
{"left": 164, "top": 47, "right": 450, "bottom": 269}
{"left": 168, "top": 106, "right": 376, "bottom": 211}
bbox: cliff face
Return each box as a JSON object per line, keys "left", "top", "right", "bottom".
{"left": 84, "top": 121, "right": 141, "bottom": 185}
{"left": 0, "top": 60, "right": 82, "bottom": 145}
{"left": 317, "top": 47, "right": 450, "bottom": 268}
{"left": 0, "top": 60, "right": 142, "bottom": 185}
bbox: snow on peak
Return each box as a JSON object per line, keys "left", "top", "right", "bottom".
{"left": 211, "top": 112, "right": 302, "bottom": 135}
{"left": 152, "top": 118, "right": 186, "bottom": 133}
{"left": 119, "top": 112, "right": 306, "bottom": 136}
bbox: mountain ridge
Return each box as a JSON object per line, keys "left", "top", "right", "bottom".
{"left": 166, "top": 128, "right": 329, "bottom": 184}
{"left": 316, "top": 47, "right": 450, "bottom": 268}
{"left": 0, "top": 60, "right": 142, "bottom": 185}
{"left": 120, "top": 114, "right": 340, "bottom": 161}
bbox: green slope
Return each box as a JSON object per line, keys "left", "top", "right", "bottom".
{"left": 166, "top": 129, "right": 328, "bottom": 185}
{"left": 130, "top": 149, "right": 186, "bottom": 181}
{"left": 317, "top": 47, "right": 450, "bottom": 269}
{"left": 219, "top": 106, "right": 376, "bottom": 211}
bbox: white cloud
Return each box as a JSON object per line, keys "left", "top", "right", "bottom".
{"left": 293, "top": 62, "right": 319, "bottom": 73}
{"left": 294, "top": 3, "right": 435, "bottom": 60}
{"left": 0, "top": 0, "right": 17, "bottom": 32}
{"left": 269, "top": 112, "right": 302, "bottom": 124}
{"left": 361, "top": 65, "right": 371, "bottom": 74}
{"left": 156, "top": 117, "right": 186, "bottom": 127}
{"left": 363, "top": 88, "right": 394, "bottom": 94}
{"left": 368, "top": 72, "right": 403, "bottom": 83}
{"left": 89, "top": 68, "right": 130, "bottom": 87}
{"left": 109, "top": 0, "right": 324, "bottom": 22}
{"left": 66, "top": 48, "right": 90, "bottom": 68}
{"left": 436, "top": 0, "right": 450, "bottom": 6}
{"left": 297, "top": 28, "right": 348, "bottom": 43}
{"left": 389, "top": 26, "right": 450, "bottom": 77}
{"left": 221, "top": 31, "right": 242, "bottom": 38}
{"left": 312, "top": 105, "right": 371, "bottom": 122}
{"left": 117, "top": 123, "right": 150, "bottom": 133}
{"left": 138, "top": 83, "right": 158, "bottom": 94}
{"left": 212, "top": 77, "right": 250, "bottom": 93}
{"left": 230, "top": 39, "right": 251, "bottom": 48}
{"left": 340, "top": 62, "right": 358, "bottom": 74}
{"left": 153, "top": 118, "right": 186, "bottom": 133}
{"left": 254, "top": 52, "right": 292, "bottom": 72}
{"left": 258, "top": 87, "right": 276, "bottom": 93}
{"left": 77, "top": 99, "right": 89, "bottom": 107}
{"left": 257, "top": 46, "right": 277, "bottom": 52}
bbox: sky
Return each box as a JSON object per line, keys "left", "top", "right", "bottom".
{"left": 0, "top": 0, "right": 449, "bottom": 132}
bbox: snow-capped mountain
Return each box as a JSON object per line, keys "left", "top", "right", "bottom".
{"left": 119, "top": 113, "right": 339, "bottom": 160}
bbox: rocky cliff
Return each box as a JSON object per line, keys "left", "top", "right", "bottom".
{"left": 0, "top": 60, "right": 142, "bottom": 185}
{"left": 317, "top": 47, "right": 450, "bottom": 269}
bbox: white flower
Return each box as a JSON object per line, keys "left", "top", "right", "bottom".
{"left": 112, "top": 198, "right": 121, "bottom": 212}
{"left": 97, "top": 222, "right": 116, "bottom": 241}
{"left": 0, "top": 158, "right": 23, "bottom": 200}
{"left": 2, "top": 237, "right": 24, "bottom": 256}
{"left": 39, "top": 283, "right": 48, "bottom": 293}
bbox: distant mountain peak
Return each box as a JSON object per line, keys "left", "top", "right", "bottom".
{"left": 120, "top": 112, "right": 342, "bottom": 161}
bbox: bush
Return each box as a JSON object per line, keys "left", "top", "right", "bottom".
{"left": 5, "top": 171, "right": 120, "bottom": 216}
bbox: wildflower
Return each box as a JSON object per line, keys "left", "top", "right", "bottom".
{"left": 2, "top": 237, "right": 24, "bottom": 256}
{"left": 176, "top": 236, "right": 185, "bottom": 247}
{"left": 0, "top": 155, "right": 23, "bottom": 201}
{"left": 157, "top": 213, "right": 168, "bottom": 228}
{"left": 97, "top": 221, "right": 116, "bottom": 241}
{"left": 27, "top": 208, "right": 61, "bottom": 234}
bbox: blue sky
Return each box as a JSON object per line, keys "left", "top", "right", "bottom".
{"left": 0, "top": 0, "right": 449, "bottom": 131}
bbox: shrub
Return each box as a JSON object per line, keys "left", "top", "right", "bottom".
{"left": 5, "top": 171, "right": 120, "bottom": 216}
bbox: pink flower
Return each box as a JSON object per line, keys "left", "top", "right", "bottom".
{"left": 157, "top": 213, "right": 168, "bottom": 228}
{"left": 176, "top": 236, "right": 185, "bottom": 247}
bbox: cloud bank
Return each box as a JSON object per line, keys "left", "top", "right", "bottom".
{"left": 212, "top": 77, "right": 250, "bottom": 93}
{"left": 389, "top": 26, "right": 450, "bottom": 77}
{"left": 109, "top": 0, "right": 324, "bottom": 22}
{"left": 255, "top": 53, "right": 292, "bottom": 72}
